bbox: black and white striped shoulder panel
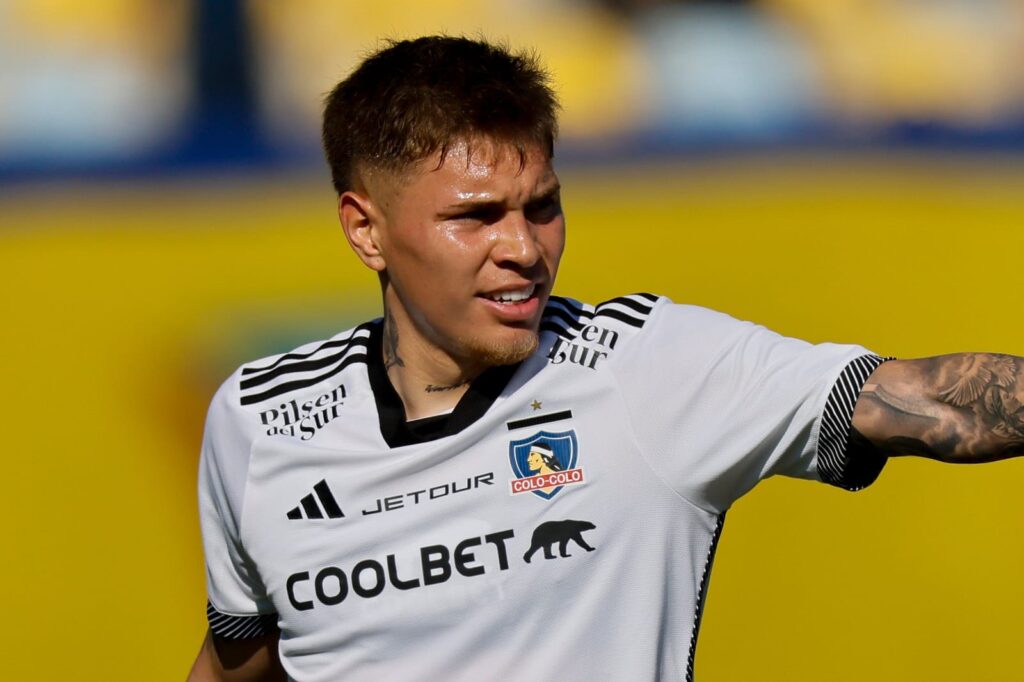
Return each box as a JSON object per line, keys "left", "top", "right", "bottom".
{"left": 817, "top": 354, "right": 892, "bottom": 491}
{"left": 238, "top": 322, "right": 374, "bottom": 406}
{"left": 541, "top": 293, "right": 660, "bottom": 340}
{"left": 207, "top": 601, "right": 277, "bottom": 639}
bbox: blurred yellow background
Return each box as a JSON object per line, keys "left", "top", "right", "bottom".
{"left": 4, "top": 155, "right": 1024, "bottom": 680}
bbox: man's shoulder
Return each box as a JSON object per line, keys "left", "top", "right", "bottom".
{"left": 539, "top": 293, "right": 764, "bottom": 372}
{"left": 541, "top": 292, "right": 739, "bottom": 346}
{"left": 541, "top": 292, "right": 663, "bottom": 336}
{"left": 538, "top": 293, "right": 665, "bottom": 371}
{"left": 210, "top": 320, "right": 378, "bottom": 419}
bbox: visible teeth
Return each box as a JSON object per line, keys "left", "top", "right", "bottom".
{"left": 488, "top": 285, "right": 535, "bottom": 303}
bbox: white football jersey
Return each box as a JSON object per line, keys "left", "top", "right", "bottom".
{"left": 199, "top": 294, "right": 887, "bottom": 681}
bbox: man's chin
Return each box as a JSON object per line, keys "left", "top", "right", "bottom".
{"left": 469, "top": 330, "right": 540, "bottom": 367}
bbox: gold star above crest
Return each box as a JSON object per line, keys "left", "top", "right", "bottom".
{"left": 531, "top": 400, "right": 542, "bottom": 411}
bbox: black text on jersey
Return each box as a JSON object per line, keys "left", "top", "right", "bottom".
{"left": 259, "top": 384, "right": 346, "bottom": 441}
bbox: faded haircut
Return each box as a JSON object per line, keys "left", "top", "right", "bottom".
{"left": 322, "top": 35, "right": 560, "bottom": 194}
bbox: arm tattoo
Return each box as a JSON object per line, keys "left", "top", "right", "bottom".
{"left": 382, "top": 309, "right": 405, "bottom": 370}
{"left": 939, "top": 354, "right": 1024, "bottom": 446}
{"left": 860, "top": 382, "right": 943, "bottom": 422}
{"left": 860, "top": 353, "right": 1024, "bottom": 462}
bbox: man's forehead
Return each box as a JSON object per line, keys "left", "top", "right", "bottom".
{"left": 431, "top": 137, "right": 553, "bottom": 181}
{"left": 358, "top": 137, "right": 556, "bottom": 207}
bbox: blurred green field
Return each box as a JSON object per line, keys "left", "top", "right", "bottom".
{"left": 4, "top": 154, "right": 1024, "bottom": 680}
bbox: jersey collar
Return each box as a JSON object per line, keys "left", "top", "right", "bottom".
{"left": 366, "top": 320, "right": 520, "bottom": 448}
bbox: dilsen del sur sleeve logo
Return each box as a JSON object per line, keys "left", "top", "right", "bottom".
{"left": 508, "top": 430, "right": 584, "bottom": 499}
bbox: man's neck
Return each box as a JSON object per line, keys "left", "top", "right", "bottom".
{"left": 387, "top": 366, "right": 471, "bottom": 420}
{"left": 381, "top": 309, "right": 483, "bottom": 421}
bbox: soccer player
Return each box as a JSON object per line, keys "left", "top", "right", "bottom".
{"left": 189, "top": 36, "right": 1024, "bottom": 681}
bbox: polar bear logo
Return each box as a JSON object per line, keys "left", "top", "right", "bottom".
{"left": 523, "top": 519, "right": 597, "bottom": 563}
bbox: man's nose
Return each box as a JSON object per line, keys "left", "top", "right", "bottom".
{"left": 491, "top": 212, "right": 540, "bottom": 267}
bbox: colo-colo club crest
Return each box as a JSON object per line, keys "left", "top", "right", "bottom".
{"left": 508, "top": 430, "right": 584, "bottom": 499}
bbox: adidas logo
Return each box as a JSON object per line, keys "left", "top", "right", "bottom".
{"left": 287, "top": 479, "right": 345, "bottom": 520}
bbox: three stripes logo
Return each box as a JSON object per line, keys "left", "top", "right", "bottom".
{"left": 287, "top": 479, "right": 345, "bottom": 520}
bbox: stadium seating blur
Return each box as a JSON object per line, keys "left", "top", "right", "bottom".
{"left": 3, "top": 0, "right": 1021, "bottom": 173}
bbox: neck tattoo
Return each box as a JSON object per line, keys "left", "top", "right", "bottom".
{"left": 383, "top": 310, "right": 405, "bottom": 370}
{"left": 424, "top": 380, "right": 470, "bottom": 393}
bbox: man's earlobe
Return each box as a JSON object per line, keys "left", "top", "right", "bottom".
{"left": 339, "top": 192, "right": 386, "bottom": 272}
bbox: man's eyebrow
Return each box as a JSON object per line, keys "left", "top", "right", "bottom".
{"left": 442, "top": 197, "right": 505, "bottom": 212}
{"left": 527, "top": 182, "right": 561, "bottom": 204}
{"left": 440, "top": 182, "right": 561, "bottom": 213}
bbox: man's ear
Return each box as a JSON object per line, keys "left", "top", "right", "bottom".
{"left": 338, "top": 191, "right": 386, "bottom": 272}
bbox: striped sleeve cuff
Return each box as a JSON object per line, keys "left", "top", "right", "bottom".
{"left": 816, "top": 354, "right": 891, "bottom": 491}
{"left": 207, "top": 600, "right": 278, "bottom": 639}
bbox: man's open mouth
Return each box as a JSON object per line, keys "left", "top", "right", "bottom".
{"left": 482, "top": 284, "right": 537, "bottom": 303}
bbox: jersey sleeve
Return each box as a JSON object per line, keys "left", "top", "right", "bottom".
{"left": 198, "top": 372, "right": 278, "bottom": 638}
{"left": 608, "top": 298, "right": 888, "bottom": 514}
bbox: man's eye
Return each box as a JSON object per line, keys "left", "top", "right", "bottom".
{"left": 526, "top": 197, "right": 561, "bottom": 223}
{"left": 452, "top": 208, "right": 502, "bottom": 223}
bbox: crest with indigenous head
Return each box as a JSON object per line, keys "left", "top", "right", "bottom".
{"left": 508, "top": 430, "right": 584, "bottom": 499}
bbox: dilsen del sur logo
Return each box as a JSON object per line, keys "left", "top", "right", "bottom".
{"left": 508, "top": 430, "right": 584, "bottom": 499}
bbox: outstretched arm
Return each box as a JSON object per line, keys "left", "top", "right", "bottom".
{"left": 852, "top": 354, "right": 1024, "bottom": 463}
